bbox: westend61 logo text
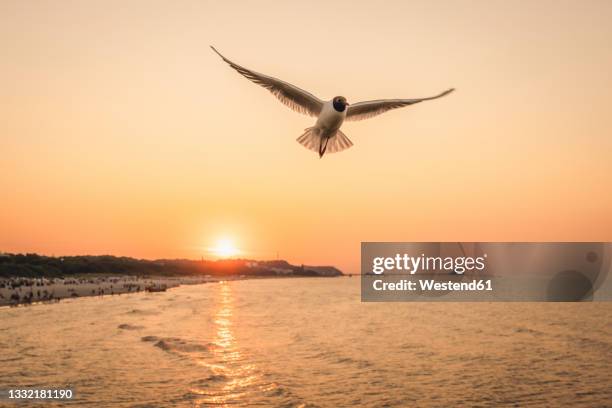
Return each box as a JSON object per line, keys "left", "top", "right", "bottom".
{"left": 371, "top": 253, "right": 487, "bottom": 275}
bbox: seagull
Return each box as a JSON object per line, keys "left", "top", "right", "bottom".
{"left": 211, "top": 46, "right": 454, "bottom": 158}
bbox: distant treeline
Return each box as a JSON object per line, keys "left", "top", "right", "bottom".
{"left": 0, "top": 253, "right": 342, "bottom": 278}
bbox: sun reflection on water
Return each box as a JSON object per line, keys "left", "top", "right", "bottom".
{"left": 192, "top": 282, "right": 277, "bottom": 407}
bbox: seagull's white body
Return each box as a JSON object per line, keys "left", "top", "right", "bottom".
{"left": 298, "top": 101, "right": 351, "bottom": 156}
{"left": 211, "top": 46, "right": 454, "bottom": 158}
{"left": 316, "top": 101, "right": 346, "bottom": 136}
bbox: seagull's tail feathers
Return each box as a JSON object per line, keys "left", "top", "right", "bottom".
{"left": 296, "top": 127, "right": 320, "bottom": 153}
{"left": 296, "top": 128, "right": 353, "bottom": 157}
{"left": 326, "top": 130, "right": 353, "bottom": 154}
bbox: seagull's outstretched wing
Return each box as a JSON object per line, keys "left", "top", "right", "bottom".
{"left": 346, "top": 88, "right": 455, "bottom": 121}
{"left": 211, "top": 46, "right": 324, "bottom": 117}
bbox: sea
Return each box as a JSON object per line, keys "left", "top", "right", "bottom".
{"left": 1, "top": 277, "right": 610, "bottom": 407}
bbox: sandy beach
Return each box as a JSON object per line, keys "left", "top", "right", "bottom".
{"left": 0, "top": 275, "right": 220, "bottom": 307}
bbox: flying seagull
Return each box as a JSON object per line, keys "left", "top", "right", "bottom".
{"left": 211, "top": 46, "right": 454, "bottom": 158}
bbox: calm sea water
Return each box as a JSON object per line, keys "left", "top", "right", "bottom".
{"left": 1, "top": 278, "right": 610, "bottom": 407}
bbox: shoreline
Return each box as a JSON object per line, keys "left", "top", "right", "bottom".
{"left": 0, "top": 275, "right": 222, "bottom": 307}
{"left": 0, "top": 274, "right": 342, "bottom": 308}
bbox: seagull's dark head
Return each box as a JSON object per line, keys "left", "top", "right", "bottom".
{"left": 332, "top": 96, "right": 349, "bottom": 112}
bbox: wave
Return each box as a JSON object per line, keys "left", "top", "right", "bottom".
{"left": 118, "top": 323, "right": 144, "bottom": 330}
{"left": 141, "top": 335, "right": 159, "bottom": 342}
{"left": 127, "top": 308, "right": 159, "bottom": 315}
{"left": 141, "top": 336, "right": 214, "bottom": 355}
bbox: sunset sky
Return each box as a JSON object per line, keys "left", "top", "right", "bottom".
{"left": 2, "top": 0, "right": 611, "bottom": 273}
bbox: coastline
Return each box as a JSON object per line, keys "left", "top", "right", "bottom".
{"left": 0, "top": 275, "right": 217, "bottom": 307}
{"left": 0, "top": 274, "right": 343, "bottom": 307}
{"left": 0, "top": 254, "right": 343, "bottom": 308}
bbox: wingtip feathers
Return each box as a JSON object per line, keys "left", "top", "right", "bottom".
{"left": 210, "top": 45, "right": 222, "bottom": 57}
{"left": 442, "top": 88, "right": 455, "bottom": 96}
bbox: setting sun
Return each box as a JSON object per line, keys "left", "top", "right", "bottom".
{"left": 211, "top": 238, "right": 240, "bottom": 258}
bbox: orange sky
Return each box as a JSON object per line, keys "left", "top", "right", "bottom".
{"left": 1, "top": 0, "right": 611, "bottom": 273}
